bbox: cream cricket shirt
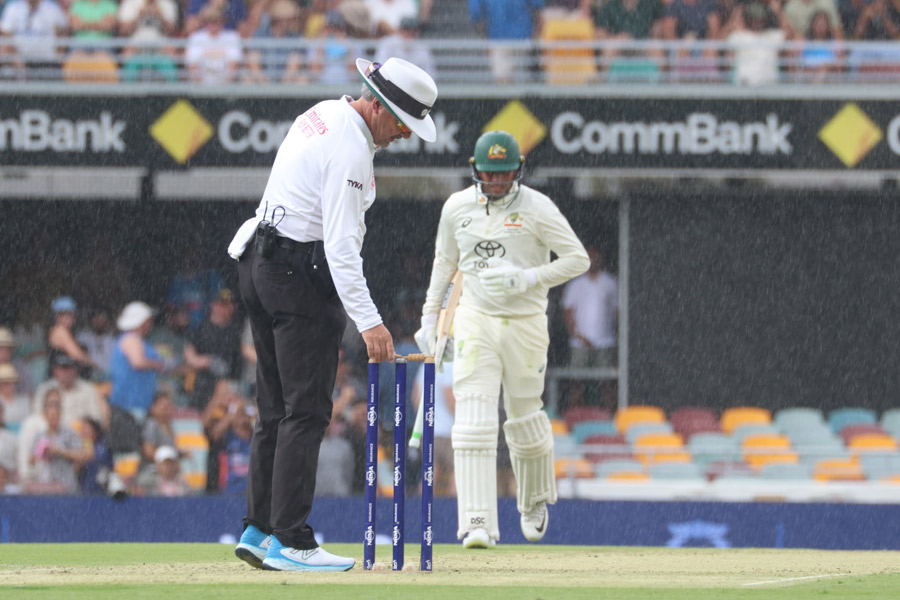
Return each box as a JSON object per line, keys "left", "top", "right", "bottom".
{"left": 228, "top": 97, "right": 382, "bottom": 332}
{"left": 423, "top": 185, "right": 589, "bottom": 318}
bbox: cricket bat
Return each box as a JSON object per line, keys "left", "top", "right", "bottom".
{"left": 409, "top": 270, "right": 463, "bottom": 449}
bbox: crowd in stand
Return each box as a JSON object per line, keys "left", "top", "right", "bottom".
{"left": 1, "top": 0, "right": 898, "bottom": 84}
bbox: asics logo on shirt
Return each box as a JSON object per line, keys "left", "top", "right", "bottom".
{"left": 347, "top": 179, "right": 363, "bottom": 190}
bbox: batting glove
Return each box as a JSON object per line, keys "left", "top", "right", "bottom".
{"left": 479, "top": 258, "right": 537, "bottom": 297}
{"left": 414, "top": 313, "right": 438, "bottom": 355}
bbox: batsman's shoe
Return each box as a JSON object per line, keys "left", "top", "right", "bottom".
{"left": 235, "top": 525, "right": 271, "bottom": 569}
{"left": 461, "top": 528, "right": 496, "bottom": 549}
{"left": 262, "top": 538, "right": 355, "bottom": 572}
{"left": 521, "top": 502, "right": 549, "bottom": 542}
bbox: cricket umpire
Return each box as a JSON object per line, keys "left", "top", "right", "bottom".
{"left": 227, "top": 57, "right": 438, "bottom": 572}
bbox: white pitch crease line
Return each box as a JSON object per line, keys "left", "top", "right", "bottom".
{"left": 743, "top": 573, "right": 851, "bottom": 587}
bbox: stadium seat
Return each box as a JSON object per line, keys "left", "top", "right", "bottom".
{"left": 563, "top": 406, "right": 612, "bottom": 430}
{"left": 670, "top": 407, "right": 719, "bottom": 440}
{"left": 175, "top": 431, "right": 209, "bottom": 452}
{"left": 614, "top": 405, "right": 666, "bottom": 433}
{"left": 172, "top": 417, "right": 204, "bottom": 435}
{"left": 540, "top": 18, "right": 596, "bottom": 85}
{"left": 758, "top": 462, "right": 812, "bottom": 480}
{"left": 688, "top": 432, "right": 740, "bottom": 466}
{"left": 582, "top": 433, "right": 631, "bottom": 463}
{"left": 720, "top": 407, "right": 772, "bottom": 434}
{"left": 113, "top": 452, "right": 141, "bottom": 481}
{"left": 828, "top": 407, "right": 877, "bottom": 434}
{"left": 813, "top": 458, "right": 865, "bottom": 481}
{"left": 181, "top": 449, "right": 208, "bottom": 490}
{"left": 62, "top": 50, "right": 119, "bottom": 83}
{"left": 625, "top": 422, "right": 674, "bottom": 445}
{"left": 839, "top": 423, "right": 887, "bottom": 444}
{"left": 741, "top": 433, "right": 798, "bottom": 469}
{"left": 649, "top": 461, "right": 704, "bottom": 480}
{"left": 859, "top": 453, "right": 900, "bottom": 481}
{"left": 549, "top": 418, "right": 569, "bottom": 435}
{"left": 794, "top": 437, "right": 849, "bottom": 466}
{"left": 572, "top": 420, "right": 618, "bottom": 443}
{"left": 881, "top": 408, "right": 900, "bottom": 439}
{"left": 596, "top": 458, "right": 646, "bottom": 479}
{"left": 554, "top": 457, "right": 594, "bottom": 479}
{"left": 774, "top": 407, "right": 827, "bottom": 431}
{"left": 553, "top": 434, "right": 578, "bottom": 458}
{"left": 704, "top": 459, "right": 755, "bottom": 481}
{"left": 607, "top": 58, "right": 661, "bottom": 84}
{"left": 732, "top": 423, "right": 781, "bottom": 444}
{"left": 633, "top": 432, "right": 691, "bottom": 466}
{"left": 847, "top": 433, "right": 899, "bottom": 458}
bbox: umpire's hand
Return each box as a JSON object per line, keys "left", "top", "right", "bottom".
{"left": 362, "top": 324, "right": 395, "bottom": 363}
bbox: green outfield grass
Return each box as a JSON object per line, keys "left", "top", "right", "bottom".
{"left": 1, "top": 544, "right": 899, "bottom": 599}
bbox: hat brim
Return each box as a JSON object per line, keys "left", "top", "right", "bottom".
{"left": 356, "top": 58, "right": 436, "bottom": 143}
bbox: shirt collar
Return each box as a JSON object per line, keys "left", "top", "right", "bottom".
{"left": 342, "top": 95, "right": 374, "bottom": 153}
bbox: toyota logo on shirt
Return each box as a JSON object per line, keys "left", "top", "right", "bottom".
{"left": 474, "top": 241, "right": 506, "bottom": 259}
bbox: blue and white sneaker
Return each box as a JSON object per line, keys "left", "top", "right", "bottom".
{"left": 262, "top": 537, "right": 355, "bottom": 572}
{"left": 235, "top": 525, "right": 271, "bottom": 569}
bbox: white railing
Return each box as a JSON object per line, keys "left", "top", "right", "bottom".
{"left": 2, "top": 38, "right": 900, "bottom": 86}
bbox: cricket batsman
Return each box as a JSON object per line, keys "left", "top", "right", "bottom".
{"left": 415, "top": 130, "right": 589, "bottom": 548}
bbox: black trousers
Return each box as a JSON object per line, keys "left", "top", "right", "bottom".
{"left": 237, "top": 240, "right": 346, "bottom": 549}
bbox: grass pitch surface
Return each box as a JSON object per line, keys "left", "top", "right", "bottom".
{"left": 0, "top": 544, "right": 898, "bottom": 599}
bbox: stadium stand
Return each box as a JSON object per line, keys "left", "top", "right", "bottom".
{"left": 720, "top": 407, "right": 772, "bottom": 435}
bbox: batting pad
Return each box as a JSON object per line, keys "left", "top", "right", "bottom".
{"left": 503, "top": 409, "right": 557, "bottom": 514}
{"left": 452, "top": 393, "right": 500, "bottom": 540}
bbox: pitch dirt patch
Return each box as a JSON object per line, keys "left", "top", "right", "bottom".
{"left": 0, "top": 547, "right": 898, "bottom": 589}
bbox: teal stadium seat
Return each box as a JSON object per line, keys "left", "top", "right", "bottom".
{"left": 881, "top": 408, "right": 900, "bottom": 439}
{"left": 732, "top": 423, "right": 781, "bottom": 443}
{"left": 774, "top": 407, "right": 827, "bottom": 431}
{"left": 625, "top": 422, "right": 674, "bottom": 445}
{"left": 553, "top": 434, "right": 579, "bottom": 459}
{"left": 596, "top": 458, "right": 645, "bottom": 478}
{"left": 687, "top": 432, "right": 740, "bottom": 467}
{"left": 572, "top": 420, "right": 618, "bottom": 444}
{"left": 758, "top": 462, "right": 812, "bottom": 480}
{"left": 649, "top": 461, "right": 704, "bottom": 480}
{"left": 828, "top": 407, "right": 877, "bottom": 434}
{"left": 859, "top": 453, "right": 900, "bottom": 480}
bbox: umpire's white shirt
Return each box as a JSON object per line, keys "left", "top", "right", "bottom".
{"left": 228, "top": 96, "right": 382, "bottom": 332}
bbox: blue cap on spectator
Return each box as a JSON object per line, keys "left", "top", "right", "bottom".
{"left": 52, "top": 296, "right": 77, "bottom": 314}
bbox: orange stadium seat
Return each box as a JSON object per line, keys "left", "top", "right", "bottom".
{"left": 554, "top": 457, "right": 594, "bottom": 479}
{"left": 633, "top": 432, "right": 691, "bottom": 466}
{"left": 614, "top": 405, "right": 666, "bottom": 433}
{"left": 741, "top": 433, "right": 798, "bottom": 469}
{"left": 813, "top": 458, "right": 865, "bottom": 481}
{"left": 847, "top": 433, "right": 899, "bottom": 458}
{"left": 721, "top": 406, "right": 772, "bottom": 434}
{"left": 62, "top": 50, "right": 119, "bottom": 83}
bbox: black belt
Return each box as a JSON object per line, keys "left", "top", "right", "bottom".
{"left": 275, "top": 236, "right": 316, "bottom": 253}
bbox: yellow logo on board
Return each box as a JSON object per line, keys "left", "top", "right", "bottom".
{"left": 818, "top": 104, "right": 882, "bottom": 168}
{"left": 483, "top": 100, "right": 546, "bottom": 156}
{"left": 150, "top": 100, "right": 214, "bottom": 164}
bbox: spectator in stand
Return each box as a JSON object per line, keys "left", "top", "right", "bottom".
{"left": 366, "top": 0, "right": 417, "bottom": 36}
{"left": 185, "top": 5, "right": 244, "bottom": 84}
{"left": 184, "top": 0, "right": 250, "bottom": 37}
{"left": 0, "top": 327, "right": 36, "bottom": 398}
{"left": 243, "top": 0, "right": 308, "bottom": 84}
{"left": 139, "top": 390, "right": 178, "bottom": 477}
{"left": 29, "top": 389, "right": 91, "bottom": 494}
{"left": 117, "top": 0, "right": 179, "bottom": 83}
{"left": 68, "top": 0, "right": 118, "bottom": 40}
{"left": 315, "top": 418, "right": 354, "bottom": 497}
{"left": 470, "top": 0, "right": 545, "bottom": 84}
{"left": 220, "top": 396, "right": 254, "bottom": 494}
{"left": 47, "top": 296, "right": 95, "bottom": 379}
{"left": 0, "top": 0, "right": 68, "bottom": 81}
{"left": 724, "top": 1, "right": 794, "bottom": 86}
{"left": 801, "top": 10, "right": 842, "bottom": 81}
{"left": 591, "top": 0, "right": 665, "bottom": 74}
{"left": 852, "top": 0, "right": 900, "bottom": 38}
{"left": 0, "top": 402, "right": 18, "bottom": 483}
{"left": 183, "top": 288, "right": 242, "bottom": 411}
{"left": 374, "top": 17, "right": 435, "bottom": 76}
{"left": 34, "top": 353, "right": 107, "bottom": 431}
{"left": 17, "top": 386, "right": 57, "bottom": 485}
{"left": 136, "top": 445, "right": 191, "bottom": 496}
{"left": 148, "top": 304, "right": 191, "bottom": 406}
{"left": 783, "top": 0, "right": 843, "bottom": 39}
{"left": 342, "top": 396, "right": 367, "bottom": 494}
{"left": 840, "top": 0, "right": 866, "bottom": 36}
{"left": 0, "top": 363, "right": 30, "bottom": 431}
{"left": 167, "top": 250, "right": 225, "bottom": 331}
{"left": 660, "top": 0, "right": 720, "bottom": 79}
{"left": 309, "top": 7, "right": 367, "bottom": 84}
{"left": 0, "top": 464, "right": 19, "bottom": 494}
{"left": 76, "top": 309, "right": 116, "bottom": 381}
{"left": 109, "top": 302, "right": 164, "bottom": 418}
{"left": 542, "top": 0, "right": 591, "bottom": 19}
{"left": 202, "top": 379, "right": 246, "bottom": 493}
{"left": 239, "top": 319, "right": 256, "bottom": 397}
{"left": 329, "top": 348, "right": 364, "bottom": 422}
{"left": 562, "top": 246, "right": 618, "bottom": 410}
{"left": 847, "top": 0, "right": 900, "bottom": 78}
{"left": 77, "top": 417, "right": 116, "bottom": 495}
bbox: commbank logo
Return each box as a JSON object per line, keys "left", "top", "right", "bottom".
{"left": 483, "top": 100, "right": 545, "bottom": 155}
{"left": 818, "top": 103, "right": 882, "bottom": 168}
{"left": 150, "top": 100, "right": 213, "bottom": 164}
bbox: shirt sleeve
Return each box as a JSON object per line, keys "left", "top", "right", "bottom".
{"left": 532, "top": 199, "right": 589, "bottom": 289}
{"left": 422, "top": 198, "right": 461, "bottom": 316}
{"left": 320, "top": 138, "right": 382, "bottom": 332}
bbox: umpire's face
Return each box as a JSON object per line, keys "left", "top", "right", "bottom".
{"left": 371, "top": 100, "right": 412, "bottom": 148}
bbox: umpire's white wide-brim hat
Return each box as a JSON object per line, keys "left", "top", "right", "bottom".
{"left": 356, "top": 57, "right": 438, "bottom": 142}
{"left": 117, "top": 301, "right": 155, "bottom": 332}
